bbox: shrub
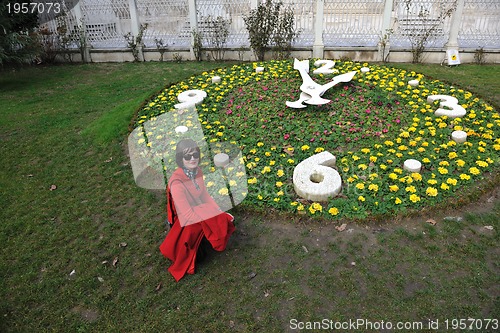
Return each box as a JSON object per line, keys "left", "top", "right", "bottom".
{"left": 244, "top": 0, "right": 297, "bottom": 61}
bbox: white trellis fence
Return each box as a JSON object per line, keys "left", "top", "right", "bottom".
{"left": 40, "top": 0, "right": 500, "bottom": 63}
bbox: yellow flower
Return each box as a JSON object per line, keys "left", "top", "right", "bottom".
{"left": 411, "top": 173, "right": 422, "bottom": 181}
{"left": 448, "top": 152, "right": 458, "bottom": 159}
{"left": 460, "top": 173, "right": 471, "bottom": 180}
{"left": 269, "top": 160, "right": 276, "bottom": 166}
{"left": 358, "top": 196, "right": 366, "bottom": 202}
{"left": 356, "top": 183, "right": 365, "bottom": 190}
{"left": 315, "top": 147, "right": 325, "bottom": 153}
{"left": 218, "top": 188, "right": 229, "bottom": 195}
{"left": 328, "top": 207, "right": 339, "bottom": 216}
{"left": 389, "top": 185, "right": 399, "bottom": 192}
{"left": 456, "top": 159, "right": 466, "bottom": 167}
{"left": 426, "top": 187, "right": 438, "bottom": 196}
{"left": 469, "top": 167, "right": 480, "bottom": 175}
{"left": 395, "top": 197, "right": 402, "bottom": 205}
{"left": 409, "top": 194, "right": 421, "bottom": 203}
{"left": 261, "top": 166, "right": 271, "bottom": 174}
{"left": 440, "top": 183, "right": 450, "bottom": 190}
{"left": 277, "top": 191, "right": 284, "bottom": 196}
{"left": 405, "top": 186, "right": 416, "bottom": 193}
{"left": 257, "top": 142, "right": 264, "bottom": 147}
{"left": 287, "top": 159, "right": 295, "bottom": 164}
{"left": 257, "top": 195, "right": 263, "bottom": 200}
{"left": 301, "top": 145, "right": 310, "bottom": 151}
{"left": 446, "top": 178, "right": 457, "bottom": 186}
{"left": 277, "top": 170, "right": 284, "bottom": 177}
{"left": 248, "top": 177, "right": 257, "bottom": 184}
{"left": 216, "top": 132, "right": 223, "bottom": 137}
{"left": 368, "top": 184, "right": 379, "bottom": 192}
{"left": 290, "top": 201, "right": 298, "bottom": 206}
{"left": 275, "top": 181, "right": 283, "bottom": 187}
{"left": 389, "top": 173, "right": 398, "bottom": 180}
{"left": 438, "top": 167, "right": 448, "bottom": 175}
{"left": 476, "top": 160, "right": 488, "bottom": 168}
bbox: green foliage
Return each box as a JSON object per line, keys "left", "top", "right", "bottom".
{"left": 191, "top": 28, "right": 203, "bottom": 61}
{"left": 203, "top": 15, "right": 230, "bottom": 61}
{"left": 244, "top": 0, "right": 297, "bottom": 61}
{"left": 0, "top": 0, "right": 39, "bottom": 65}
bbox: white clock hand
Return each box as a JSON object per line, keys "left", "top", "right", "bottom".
{"left": 318, "top": 71, "right": 357, "bottom": 96}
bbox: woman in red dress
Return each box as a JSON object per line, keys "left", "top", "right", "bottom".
{"left": 159, "top": 139, "right": 235, "bottom": 281}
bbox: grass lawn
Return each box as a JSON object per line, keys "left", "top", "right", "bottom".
{"left": 0, "top": 61, "right": 498, "bottom": 332}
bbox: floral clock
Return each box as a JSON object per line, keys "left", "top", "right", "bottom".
{"left": 132, "top": 59, "right": 500, "bottom": 220}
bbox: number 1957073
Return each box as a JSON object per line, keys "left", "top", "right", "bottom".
{"left": 6, "top": 2, "right": 62, "bottom": 15}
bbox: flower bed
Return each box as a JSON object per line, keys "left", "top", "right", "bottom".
{"left": 136, "top": 60, "right": 500, "bottom": 219}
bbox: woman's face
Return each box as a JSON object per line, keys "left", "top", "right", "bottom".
{"left": 182, "top": 149, "right": 200, "bottom": 171}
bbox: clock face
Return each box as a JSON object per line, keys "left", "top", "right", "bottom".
{"left": 136, "top": 60, "right": 499, "bottom": 219}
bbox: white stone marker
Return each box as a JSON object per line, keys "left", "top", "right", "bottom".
{"left": 293, "top": 151, "right": 342, "bottom": 202}
{"left": 175, "top": 125, "right": 188, "bottom": 134}
{"left": 408, "top": 80, "right": 419, "bottom": 87}
{"left": 255, "top": 67, "right": 265, "bottom": 73}
{"left": 403, "top": 159, "right": 422, "bottom": 173}
{"left": 212, "top": 76, "right": 221, "bottom": 84}
{"left": 214, "top": 153, "right": 230, "bottom": 168}
{"left": 451, "top": 130, "right": 467, "bottom": 143}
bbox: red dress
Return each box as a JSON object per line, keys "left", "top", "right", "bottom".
{"left": 159, "top": 167, "right": 235, "bottom": 281}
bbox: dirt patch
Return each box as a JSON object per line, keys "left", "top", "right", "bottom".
{"left": 71, "top": 306, "right": 99, "bottom": 323}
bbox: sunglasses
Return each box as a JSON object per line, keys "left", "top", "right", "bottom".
{"left": 183, "top": 152, "right": 200, "bottom": 160}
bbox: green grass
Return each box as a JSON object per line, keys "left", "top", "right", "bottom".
{"left": 1, "top": 61, "right": 499, "bottom": 332}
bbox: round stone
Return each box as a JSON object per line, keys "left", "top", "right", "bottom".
{"left": 214, "top": 153, "right": 230, "bottom": 167}
{"left": 361, "top": 67, "right": 370, "bottom": 73}
{"left": 255, "top": 67, "right": 265, "bottom": 73}
{"left": 175, "top": 125, "right": 188, "bottom": 133}
{"left": 408, "top": 79, "right": 419, "bottom": 87}
{"left": 452, "top": 130, "right": 467, "bottom": 143}
{"left": 212, "top": 76, "right": 221, "bottom": 84}
{"left": 403, "top": 159, "right": 422, "bottom": 173}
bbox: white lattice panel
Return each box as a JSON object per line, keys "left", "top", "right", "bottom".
{"left": 323, "top": 0, "right": 384, "bottom": 47}
{"left": 196, "top": 0, "right": 251, "bottom": 48}
{"left": 391, "top": 0, "right": 452, "bottom": 49}
{"left": 281, "top": 0, "right": 315, "bottom": 47}
{"left": 459, "top": 0, "right": 500, "bottom": 49}
{"left": 81, "top": 0, "right": 132, "bottom": 48}
{"left": 137, "top": 0, "right": 191, "bottom": 48}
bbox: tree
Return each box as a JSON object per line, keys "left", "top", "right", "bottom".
{"left": 0, "top": 0, "right": 40, "bottom": 66}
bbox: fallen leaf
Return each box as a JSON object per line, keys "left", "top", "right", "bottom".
{"left": 248, "top": 272, "right": 257, "bottom": 280}
{"left": 302, "top": 245, "right": 309, "bottom": 253}
{"left": 104, "top": 157, "right": 113, "bottom": 163}
{"left": 426, "top": 218, "right": 437, "bottom": 225}
{"left": 229, "top": 320, "right": 235, "bottom": 328}
{"left": 264, "top": 290, "right": 270, "bottom": 297}
{"left": 484, "top": 226, "right": 494, "bottom": 230}
{"left": 351, "top": 262, "right": 356, "bottom": 266}
{"left": 119, "top": 242, "right": 128, "bottom": 248}
{"left": 101, "top": 260, "right": 108, "bottom": 265}
{"left": 97, "top": 277, "right": 104, "bottom": 283}
{"left": 27, "top": 174, "right": 33, "bottom": 177}
{"left": 112, "top": 257, "right": 119, "bottom": 268}
{"left": 69, "top": 269, "right": 76, "bottom": 276}
{"left": 49, "top": 185, "right": 57, "bottom": 191}
{"left": 155, "top": 282, "right": 162, "bottom": 291}
{"left": 335, "top": 223, "right": 347, "bottom": 232}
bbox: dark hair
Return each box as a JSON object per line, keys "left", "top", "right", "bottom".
{"left": 175, "top": 139, "right": 200, "bottom": 167}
